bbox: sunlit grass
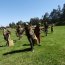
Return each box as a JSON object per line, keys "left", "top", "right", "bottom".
{"left": 0, "top": 26, "right": 65, "bottom": 65}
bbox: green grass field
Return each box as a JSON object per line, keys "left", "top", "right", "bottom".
{"left": 0, "top": 26, "right": 65, "bottom": 65}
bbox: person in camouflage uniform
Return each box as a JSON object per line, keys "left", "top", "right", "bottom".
{"left": 51, "top": 24, "right": 53, "bottom": 33}
{"left": 3, "top": 28, "right": 11, "bottom": 46}
{"left": 44, "top": 22, "right": 48, "bottom": 36}
{"left": 16, "top": 25, "right": 24, "bottom": 40}
{"left": 24, "top": 23, "right": 35, "bottom": 52}
{"left": 34, "top": 24, "right": 40, "bottom": 45}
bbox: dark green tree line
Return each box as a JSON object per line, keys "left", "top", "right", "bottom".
{"left": 8, "top": 3, "right": 65, "bottom": 28}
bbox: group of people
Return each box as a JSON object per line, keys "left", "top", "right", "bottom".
{"left": 3, "top": 22, "right": 54, "bottom": 52}
{"left": 16, "top": 23, "right": 41, "bottom": 51}
{"left": 3, "top": 23, "right": 41, "bottom": 52}
{"left": 44, "top": 22, "right": 54, "bottom": 36}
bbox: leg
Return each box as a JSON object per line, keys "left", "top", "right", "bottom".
{"left": 36, "top": 34, "right": 40, "bottom": 44}
{"left": 27, "top": 37, "right": 34, "bottom": 51}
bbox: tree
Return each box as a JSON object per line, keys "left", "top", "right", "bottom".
{"left": 43, "top": 12, "right": 49, "bottom": 20}
{"left": 49, "top": 6, "right": 62, "bottom": 25}
{"left": 42, "top": 12, "right": 50, "bottom": 24}
{"left": 16, "top": 20, "right": 23, "bottom": 25}
{"left": 9, "top": 22, "right": 16, "bottom": 28}
{"left": 60, "top": 4, "right": 65, "bottom": 25}
{"left": 30, "top": 17, "right": 40, "bottom": 25}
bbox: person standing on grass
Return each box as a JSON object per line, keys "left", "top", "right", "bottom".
{"left": 16, "top": 24, "right": 24, "bottom": 40}
{"left": 24, "top": 23, "right": 34, "bottom": 52}
{"left": 44, "top": 21, "right": 48, "bottom": 36}
{"left": 3, "top": 28, "right": 11, "bottom": 46}
{"left": 51, "top": 24, "right": 53, "bottom": 33}
{"left": 34, "top": 24, "right": 41, "bottom": 46}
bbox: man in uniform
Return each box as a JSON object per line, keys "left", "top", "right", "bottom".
{"left": 24, "top": 23, "right": 34, "bottom": 52}
{"left": 3, "top": 28, "right": 11, "bottom": 46}
{"left": 34, "top": 24, "right": 40, "bottom": 45}
{"left": 44, "top": 22, "right": 48, "bottom": 36}
{"left": 16, "top": 25, "right": 24, "bottom": 40}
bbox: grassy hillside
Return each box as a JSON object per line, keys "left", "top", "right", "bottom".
{"left": 0, "top": 26, "right": 65, "bottom": 65}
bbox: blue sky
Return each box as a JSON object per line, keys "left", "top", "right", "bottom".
{"left": 0, "top": 0, "right": 65, "bottom": 26}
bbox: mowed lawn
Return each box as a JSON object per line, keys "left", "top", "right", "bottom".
{"left": 0, "top": 26, "right": 65, "bottom": 65}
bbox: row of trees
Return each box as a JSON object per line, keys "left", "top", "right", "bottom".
{"left": 9, "top": 20, "right": 23, "bottom": 28}
{"left": 41, "top": 4, "right": 65, "bottom": 26}
{"left": 8, "top": 4, "right": 65, "bottom": 28}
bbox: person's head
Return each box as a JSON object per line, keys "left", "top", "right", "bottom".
{"left": 18, "top": 25, "right": 21, "bottom": 28}
{"left": 24, "top": 23, "right": 29, "bottom": 27}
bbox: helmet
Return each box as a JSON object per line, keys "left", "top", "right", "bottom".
{"left": 25, "top": 23, "right": 28, "bottom": 25}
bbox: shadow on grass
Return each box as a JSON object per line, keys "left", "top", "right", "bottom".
{"left": 48, "top": 32, "right": 51, "bottom": 34}
{"left": 23, "top": 44, "right": 30, "bottom": 46}
{"left": 13, "top": 40, "right": 17, "bottom": 43}
{"left": 13, "top": 38, "right": 21, "bottom": 43}
{"left": 0, "top": 45, "right": 6, "bottom": 47}
{"left": 3, "top": 48, "right": 32, "bottom": 55}
{"left": 41, "top": 35, "right": 45, "bottom": 37}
